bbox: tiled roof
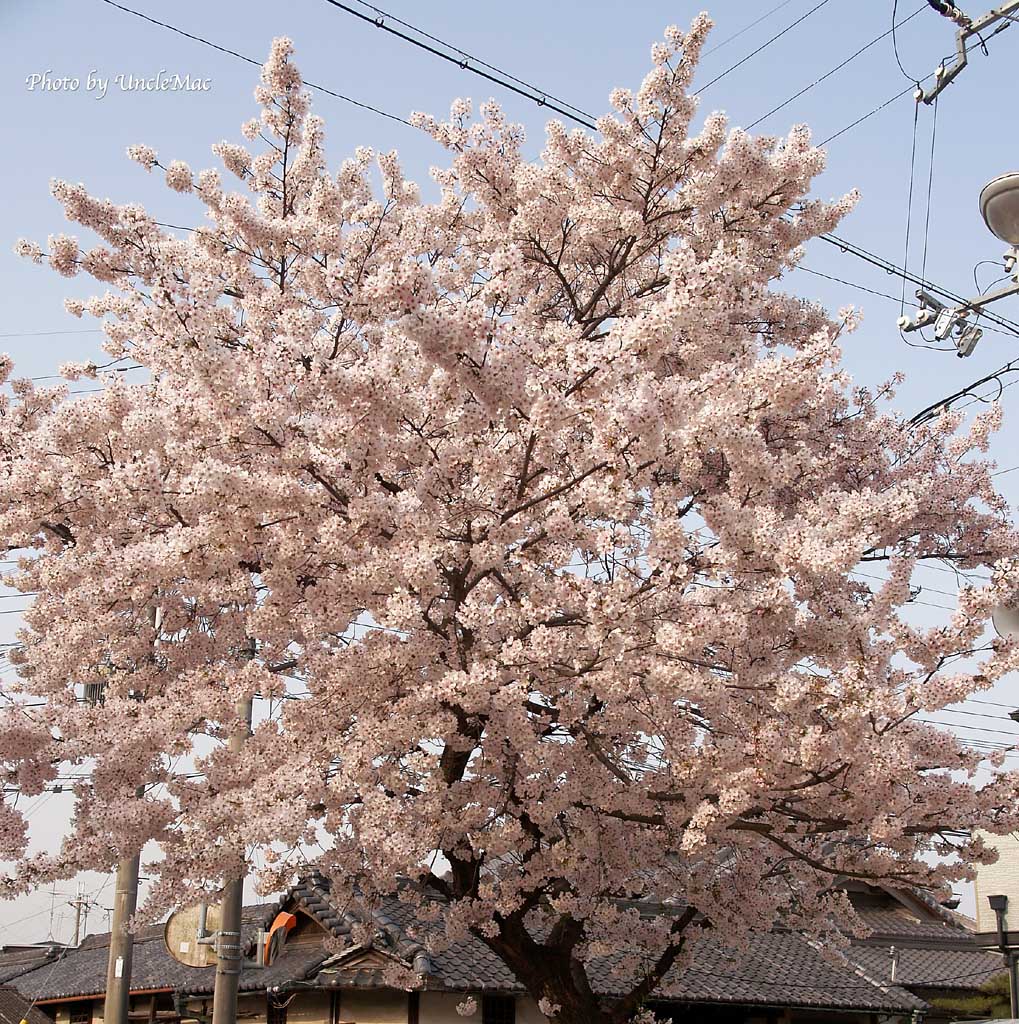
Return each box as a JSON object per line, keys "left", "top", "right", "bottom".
{"left": 298, "top": 875, "right": 922, "bottom": 1014}
{"left": 0, "top": 949, "right": 59, "bottom": 986}
{"left": 11, "top": 904, "right": 326, "bottom": 1002}
{"left": 0, "top": 985, "right": 52, "bottom": 1024}
{"left": 650, "top": 933, "right": 924, "bottom": 1012}
{"left": 841, "top": 886, "right": 1004, "bottom": 993}
{"left": 849, "top": 945, "right": 1004, "bottom": 991}
{"left": 8, "top": 876, "right": 922, "bottom": 1015}
{"left": 854, "top": 906, "right": 976, "bottom": 941}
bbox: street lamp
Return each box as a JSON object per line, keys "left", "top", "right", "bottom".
{"left": 989, "top": 894, "right": 1019, "bottom": 1019}
{"left": 980, "top": 172, "right": 1019, "bottom": 248}
{"left": 897, "top": 171, "right": 1019, "bottom": 357}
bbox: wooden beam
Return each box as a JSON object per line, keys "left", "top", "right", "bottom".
{"left": 35, "top": 990, "right": 173, "bottom": 1006}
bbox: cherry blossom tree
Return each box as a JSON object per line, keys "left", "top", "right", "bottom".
{"left": 5, "top": 19, "right": 1019, "bottom": 1024}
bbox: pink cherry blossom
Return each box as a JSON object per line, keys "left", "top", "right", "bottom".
{"left": 3, "top": 18, "right": 1019, "bottom": 1024}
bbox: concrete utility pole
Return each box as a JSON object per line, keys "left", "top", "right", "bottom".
{"left": 69, "top": 882, "right": 88, "bottom": 947}
{"left": 104, "top": 849, "right": 142, "bottom": 1024}
{"left": 103, "top": 606, "right": 159, "bottom": 1024}
{"left": 212, "top": 641, "right": 255, "bottom": 1024}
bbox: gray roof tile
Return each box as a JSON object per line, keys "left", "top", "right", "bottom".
{"left": 855, "top": 906, "right": 976, "bottom": 940}
{"left": 12, "top": 904, "right": 296, "bottom": 1002}
{"left": 849, "top": 945, "right": 1004, "bottom": 991}
{"left": 0, "top": 985, "right": 53, "bottom": 1024}
{"left": 0, "top": 949, "right": 58, "bottom": 986}
{"left": 7, "top": 876, "right": 923, "bottom": 1014}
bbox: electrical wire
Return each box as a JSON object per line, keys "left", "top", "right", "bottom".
{"left": 892, "top": 0, "right": 923, "bottom": 81}
{"left": 952, "top": 373, "right": 1019, "bottom": 414}
{"left": 821, "top": 21, "right": 1014, "bottom": 144}
{"left": 850, "top": 569, "right": 959, "bottom": 599}
{"left": 974, "top": 260, "right": 1006, "bottom": 293}
{"left": 693, "top": 0, "right": 834, "bottom": 95}
{"left": 96, "top": 0, "right": 1019, "bottom": 349}
{"left": 898, "top": 100, "right": 927, "bottom": 353}
{"left": 819, "top": 80, "right": 922, "bottom": 145}
{"left": 96, "top": 0, "right": 415, "bottom": 128}
{"left": 792, "top": 265, "right": 1019, "bottom": 340}
{"left": 0, "top": 329, "right": 104, "bottom": 339}
{"left": 319, "top": 0, "right": 598, "bottom": 130}
{"left": 794, "top": 264, "right": 903, "bottom": 304}
{"left": 933, "top": 706, "right": 1019, "bottom": 724}
{"left": 702, "top": 0, "right": 799, "bottom": 56}
{"left": 745, "top": 4, "right": 926, "bottom": 130}
{"left": 815, "top": 230, "right": 1019, "bottom": 336}
{"left": 919, "top": 94, "right": 939, "bottom": 286}
{"left": 334, "top": 0, "right": 595, "bottom": 121}
{"left": 909, "top": 355, "right": 1019, "bottom": 425}
{"left": 918, "top": 717, "right": 1019, "bottom": 737}
{"left": 964, "top": 697, "right": 1019, "bottom": 710}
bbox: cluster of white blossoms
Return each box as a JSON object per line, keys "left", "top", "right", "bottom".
{"left": 4, "top": 16, "right": 1019, "bottom": 1024}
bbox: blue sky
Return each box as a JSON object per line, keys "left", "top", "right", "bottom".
{"left": 3, "top": 0, "right": 1019, "bottom": 942}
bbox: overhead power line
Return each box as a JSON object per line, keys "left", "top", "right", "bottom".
{"left": 794, "top": 264, "right": 904, "bottom": 304}
{"left": 96, "top": 0, "right": 414, "bottom": 127}
{"left": 815, "top": 230, "right": 1019, "bottom": 337}
{"left": 324, "top": 0, "right": 596, "bottom": 125}
{"left": 309, "top": 2, "right": 1019, "bottom": 342}
{"left": 0, "top": 329, "right": 103, "bottom": 339}
{"left": 745, "top": 4, "right": 927, "bottom": 130}
{"left": 818, "top": 80, "right": 924, "bottom": 146}
{"left": 701, "top": 0, "right": 799, "bottom": 56}
{"left": 692, "top": 0, "right": 835, "bottom": 95}
{"left": 793, "top": 265, "right": 1019, "bottom": 341}
{"left": 799, "top": 270, "right": 1019, "bottom": 354}
{"left": 319, "top": 0, "right": 597, "bottom": 128}
{"left": 820, "top": 22, "right": 1015, "bottom": 143}
{"left": 320, "top": 0, "right": 833, "bottom": 114}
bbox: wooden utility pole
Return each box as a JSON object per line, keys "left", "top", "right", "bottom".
{"left": 212, "top": 641, "right": 255, "bottom": 1024}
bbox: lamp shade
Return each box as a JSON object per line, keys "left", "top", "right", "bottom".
{"left": 979, "top": 172, "right": 1019, "bottom": 245}
{"left": 992, "top": 602, "right": 1019, "bottom": 639}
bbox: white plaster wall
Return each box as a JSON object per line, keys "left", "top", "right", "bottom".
{"left": 974, "top": 830, "right": 1019, "bottom": 931}
{"left": 336, "top": 990, "right": 408, "bottom": 1024}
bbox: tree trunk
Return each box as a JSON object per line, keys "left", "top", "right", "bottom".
{"left": 478, "top": 925, "right": 614, "bottom": 1024}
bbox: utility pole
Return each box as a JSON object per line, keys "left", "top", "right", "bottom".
{"left": 211, "top": 641, "right": 255, "bottom": 1024}
{"left": 69, "top": 882, "right": 88, "bottom": 947}
{"left": 915, "top": 1, "right": 1019, "bottom": 104}
{"left": 104, "top": 849, "right": 141, "bottom": 1024}
{"left": 103, "top": 606, "right": 159, "bottom": 1024}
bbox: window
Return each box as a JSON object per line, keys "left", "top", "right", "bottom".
{"left": 267, "top": 1000, "right": 288, "bottom": 1024}
{"left": 68, "top": 1003, "right": 92, "bottom": 1024}
{"left": 482, "top": 995, "right": 515, "bottom": 1024}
